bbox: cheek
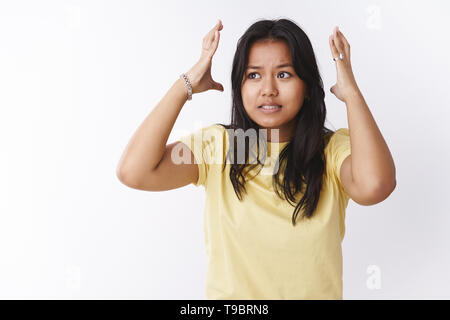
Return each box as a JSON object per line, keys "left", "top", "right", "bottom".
{"left": 241, "top": 87, "right": 258, "bottom": 107}
{"left": 285, "top": 84, "right": 307, "bottom": 102}
{"left": 240, "top": 95, "right": 251, "bottom": 113}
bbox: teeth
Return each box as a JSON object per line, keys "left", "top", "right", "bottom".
{"left": 261, "top": 105, "right": 281, "bottom": 109}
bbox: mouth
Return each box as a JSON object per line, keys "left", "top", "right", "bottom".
{"left": 258, "top": 105, "right": 282, "bottom": 113}
{"left": 258, "top": 106, "right": 281, "bottom": 108}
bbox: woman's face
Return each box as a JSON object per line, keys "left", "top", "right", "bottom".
{"left": 241, "top": 39, "right": 309, "bottom": 142}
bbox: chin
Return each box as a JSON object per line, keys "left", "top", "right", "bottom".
{"left": 254, "top": 119, "right": 285, "bottom": 129}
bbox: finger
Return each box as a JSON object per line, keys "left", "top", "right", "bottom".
{"left": 329, "top": 35, "right": 343, "bottom": 66}
{"left": 333, "top": 26, "right": 345, "bottom": 55}
{"left": 337, "top": 30, "right": 351, "bottom": 59}
{"left": 329, "top": 34, "right": 339, "bottom": 59}
{"left": 203, "top": 20, "right": 223, "bottom": 51}
{"left": 211, "top": 29, "right": 220, "bottom": 57}
{"left": 212, "top": 19, "right": 223, "bottom": 30}
{"left": 337, "top": 30, "right": 350, "bottom": 48}
{"left": 216, "top": 19, "right": 223, "bottom": 31}
{"left": 207, "top": 20, "right": 223, "bottom": 41}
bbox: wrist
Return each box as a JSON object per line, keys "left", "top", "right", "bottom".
{"left": 344, "top": 86, "right": 362, "bottom": 104}
{"left": 174, "top": 77, "right": 189, "bottom": 102}
{"left": 179, "top": 73, "right": 193, "bottom": 101}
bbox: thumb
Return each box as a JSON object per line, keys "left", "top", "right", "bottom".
{"left": 213, "top": 82, "right": 224, "bottom": 92}
{"left": 330, "top": 84, "right": 336, "bottom": 94}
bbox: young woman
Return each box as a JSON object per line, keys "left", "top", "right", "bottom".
{"left": 116, "top": 18, "right": 396, "bottom": 300}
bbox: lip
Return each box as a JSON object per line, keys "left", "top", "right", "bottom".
{"left": 259, "top": 105, "right": 282, "bottom": 113}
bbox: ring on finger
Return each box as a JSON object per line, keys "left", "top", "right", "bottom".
{"left": 333, "top": 52, "right": 344, "bottom": 62}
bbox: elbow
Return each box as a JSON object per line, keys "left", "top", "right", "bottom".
{"left": 360, "top": 178, "right": 396, "bottom": 206}
{"left": 376, "top": 178, "right": 397, "bottom": 197}
{"left": 116, "top": 166, "right": 128, "bottom": 185}
{"left": 116, "top": 166, "right": 138, "bottom": 188}
{"left": 350, "top": 177, "right": 396, "bottom": 206}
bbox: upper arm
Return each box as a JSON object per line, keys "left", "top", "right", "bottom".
{"left": 340, "top": 154, "right": 395, "bottom": 205}
{"left": 120, "top": 141, "right": 199, "bottom": 191}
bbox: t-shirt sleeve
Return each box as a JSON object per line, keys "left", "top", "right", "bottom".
{"left": 326, "top": 128, "right": 352, "bottom": 198}
{"left": 175, "top": 124, "right": 220, "bottom": 187}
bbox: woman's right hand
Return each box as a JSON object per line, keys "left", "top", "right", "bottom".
{"left": 185, "top": 19, "right": 224, "bottom": 94}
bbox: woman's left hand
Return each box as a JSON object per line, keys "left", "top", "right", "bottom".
{"left": 329, "top": 26, "right": 359, "bottom": 103}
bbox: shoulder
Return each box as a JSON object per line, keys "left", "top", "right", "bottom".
{"left": 191, "top": 123, "right": 227, "bottom": 139}
{"left": 323, "top": 128, "right": 352, "bottom": 189}
{"left": 200, "top": 123, "right": 228, "bottom": 147}
{"left": 179, "top": 123, "right": 229, "bottom": 164}
{"left": 178, "top": 123, "right": 226, "bottom": 145}
{"left": 333, "top": 128, "right": 349, "bottom": 139}
{"left": 324, "top": 128, "right": 350, "bottom": 155}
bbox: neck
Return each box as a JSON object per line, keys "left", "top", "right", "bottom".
{"left": 265, "top": 126, "right": 294, "bottom": 143}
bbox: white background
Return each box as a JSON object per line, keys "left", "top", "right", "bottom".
{"left": 1, "top": 0, "right": 449, "bottom": 299}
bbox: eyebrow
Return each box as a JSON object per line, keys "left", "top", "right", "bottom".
{"left": 246, "top": 63, "right": 294, "bottom": 70}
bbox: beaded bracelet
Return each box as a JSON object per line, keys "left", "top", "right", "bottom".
{"left": 180, "top": 73, "right": 193, "bottom": 101}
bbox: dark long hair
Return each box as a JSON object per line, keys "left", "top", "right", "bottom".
{"left": 216, "top": 18, "right": 335, "bottom": 226}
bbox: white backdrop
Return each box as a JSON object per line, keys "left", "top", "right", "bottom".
{"left": 1, "top": 0, "right": 449, "bottom": 299}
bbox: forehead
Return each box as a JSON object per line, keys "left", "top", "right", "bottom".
{"left": 247, "top": 40, "right": 292, "bottom": 65}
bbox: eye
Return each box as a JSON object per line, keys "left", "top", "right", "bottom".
{"left": 247, "top": 72, "right": 259, "bottom": 79}
{"left": 279, "top": 71, "right": 292, "bottom": 79}
{"left": 247, "top": 71, "right": 292, "bottom": 79}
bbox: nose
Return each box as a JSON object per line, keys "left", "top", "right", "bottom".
{"left": 261, "top": 76, "right": 278, "bottom": 96}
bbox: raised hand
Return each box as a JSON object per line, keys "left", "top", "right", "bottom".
{"left": 329, "top": 26, "right": 359, "bottom": 103}
{"left": 185, "top": 19, "right": 224, "bottom": 94}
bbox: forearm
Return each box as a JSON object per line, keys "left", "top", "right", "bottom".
{"left": 345, "top": 88, "right": 396, "bottom": 190}
{"left": 117, "top": 77, "right": 188, "bottom": 180}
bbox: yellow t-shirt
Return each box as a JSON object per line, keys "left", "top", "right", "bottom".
{"left": 176, "top": 124, "right": 352, "bottom": 299}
